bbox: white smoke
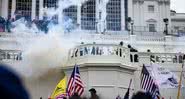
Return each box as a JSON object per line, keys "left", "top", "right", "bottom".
{"left": 11, "top": 33, "right": 75, "bottom": 78}
{"left": 8, "top": 0, "right": 86, "bottom": 78}
{"left": 11, "top": 18, "right": 39, "bottom": 34}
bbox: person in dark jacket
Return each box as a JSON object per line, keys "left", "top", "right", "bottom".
{"left": 89, "top": 88, "right": 99, "bottom": 99}
{"left": 70, "top": 93, "right": 81, "bottom": 99}
{"left": 131, "top": 91, "right": 152, "bottom": 99}
{"left": 0, "top": 64, "right": 29, "bottom": 99}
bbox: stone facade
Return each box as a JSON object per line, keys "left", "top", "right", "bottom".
{"left": 0, "top": 0, "right": 184, "bottom": 35}
{"left": 171, "top": 10, "right": 185, "bottom": 35}
{"left": 132, "top": 0, "right": 171, "bottom": 35}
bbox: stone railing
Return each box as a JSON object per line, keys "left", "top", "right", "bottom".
{"left": 0, "top": 49, "right": 22, "bottom": 61}
{"left": 136, "top": 36, "right": 165, "bottom": 42}
{"left": 79, "top": 33, "right": 130, "bottom": 42}
{"left": 0, "top": 32, "right": 44, "bottom": 38}
{"left": 67, "top": 44, "right": 185, "bottom": 66}
{"left": 67, "top": 44, "right": 131, "bottom": 66}
{"left": 1, "top": 32, "right": 185, "bottom": 43}
{"left": 138, "top": 52, "right": 185, "bottom": 64}
{"left": 172, "top": 36, "right": 185, "bottom": 42}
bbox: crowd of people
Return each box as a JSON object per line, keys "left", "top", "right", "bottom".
{"left": 67, "top": 88, "right": 153, "bottom": 99}
{"left": 0, "top": 11, "right": 59, "bottom": 34}
{"left": 0, "top": 10, "right": 78, "bottom": 34}
{"left": 0, "top": 64, "right": 154, "bottom": 99}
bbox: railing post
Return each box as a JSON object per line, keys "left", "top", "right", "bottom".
{"left": 130, "top": 35, "right": 136, "bottom": 45}
{"left": 164, "top": 35, "right": 173, "bottom": 52}
{"left": 138, "top": 52, "right": 151, "bottom": 64}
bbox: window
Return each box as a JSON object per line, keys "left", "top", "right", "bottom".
{"left": 43, "top": 0, "right": 57, "bottom": 8}
{"left": 81, "top": 0, "right": 96, "bottom": 30}
{"left": 149, "top": 24, "right": 156, "bottom": 32}
{"left": 8, "top": 0, "right": 12, "bottom": 18}
{"left": 148, "top": 5, "right": 154, "bottom": 12}
{"left": 63, "top": 6, "right": 77, "bottom": 25}
{"left": 36, "top": 0, "right": 40, "bottom": 19}
{"left": 106, "top": 0, "right": 121, "bottom": 31}
{"left": 16, "top": 0, "right": 32, "bottom": 20}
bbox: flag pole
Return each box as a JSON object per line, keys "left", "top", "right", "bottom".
{"left": 123, "top": 79, "right": 132, "bottom": 99}
{"left": 177, "top": 59, "right": 184, "bottom": 99}
{"left": 128, "top": 79, "right": 132, "bottom": 89}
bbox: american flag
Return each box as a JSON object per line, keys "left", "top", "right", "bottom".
{"left": 140, "top": 65, "right": 160, "bottom": 99}
{"left": 67, "top": 65, "right": 84, "bottom": 97}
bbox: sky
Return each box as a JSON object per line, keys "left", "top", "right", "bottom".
{"left": 171, "top": 0, "right": 185, "bottom": 13}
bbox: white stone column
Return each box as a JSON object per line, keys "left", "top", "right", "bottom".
{"left": 135, "top": 1, "right": 140, "bottom": 26}
{"left": 128, "top": 0, "right": 133, "bottom": 20}
{"left": 132, "top": 1, "right": 136, "bottom": 25}
{"left": 130, "top": 35, "right": 136, "bottom": 46}
{"left": 11, "top": 0, "right": 16, "bottom": 18}
{"left": 31, "top": 0, "right": 36, "bottom": 20}
{"left": 141, "top": 2, "right": 144, "bottom": 27}
{"left": 164, "top": 35, "right": 173, "bottom": 52}
{"left": 139, "top": 1, "right": 142, "bottom": 27}
{"left": 39, "top": 0, "right": 44, "bottom": 19}
{"left": 137, "top": 2, "right": 140, "bottom": 26}
{"left": 95, "top": 0, "right": 99, "bottom": 33}
{"left": 77, "top": 4, "right": 81, "bottom": 29}
{"left": 158, "top": 2, "right": 162, "bottom": 32}
{"left": 166, "top": 2, "right": 171, "bottom": 34}
{"left": 1, "top": 0, "right": 8, "bottom": 18}
{"left": 96, "top": 0, "right": 107, "bottom": 33}
{"left": 121, "top": 0, "right": 125, "bottom": 31}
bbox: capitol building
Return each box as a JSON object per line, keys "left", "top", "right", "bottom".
{"left": 0, "top": 0, "right": 185, "bottom": 99}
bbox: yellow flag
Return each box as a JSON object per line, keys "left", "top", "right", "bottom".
{"left": 50, "top": 75, "right": 67, "bottom": 99}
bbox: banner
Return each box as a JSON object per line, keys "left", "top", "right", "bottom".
{"left": 146, "top": 64, "right": 179, "bottom": 88}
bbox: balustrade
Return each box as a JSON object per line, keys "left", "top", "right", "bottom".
{"left": 138, "top": 52, "right": 185, "bottom": 64}
{"left": 68, "top": 44, "right": 131, "bottom": 65}
{"left": 0, "top": 50, "right": 22, "bottom": 61}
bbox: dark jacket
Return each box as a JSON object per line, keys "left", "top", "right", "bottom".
{"left": 0, "top": 65, "right": 29, "bottom": 99}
